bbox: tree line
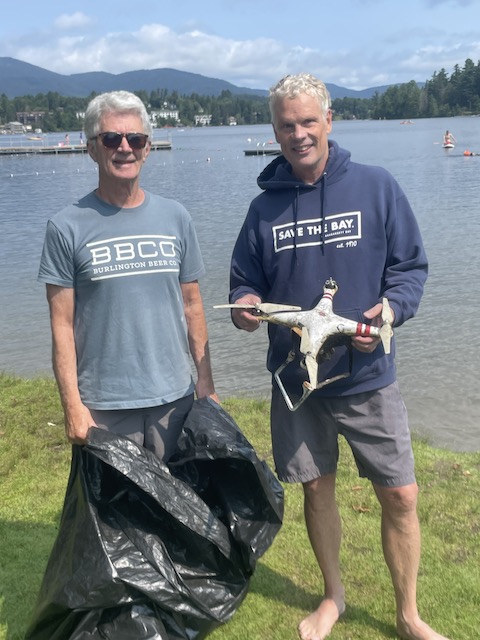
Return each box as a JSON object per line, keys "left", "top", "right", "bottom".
{"left": 1, "top": 58, "right": 479, "bottom": 131}
{"left": 0, "top": 89, "right": 272, "bottom": 131}
{"left": 333, "top": 58, "right": 480, "bottom": 120}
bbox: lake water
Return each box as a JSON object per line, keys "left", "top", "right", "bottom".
{"left": 1, "top": 118, "right": 479, "bottom": 452}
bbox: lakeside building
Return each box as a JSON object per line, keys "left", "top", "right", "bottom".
{"left": 4, "top": 121, "right": 26, "bottom": 133}
{"left": 150, "top": 108, "right": 180, "bottom": 124}
{"left": 194, "top": 113, "right": 212, "bottom": 126}
{"left": 16, "top": 111, "right": 46, "bottom": 128}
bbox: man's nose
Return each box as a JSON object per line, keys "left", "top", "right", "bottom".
{"left": 292, "top": 124, "right": 307, "bottom": 138}
{"left": 118, "top": 137, "right": 134, "bottom": 151}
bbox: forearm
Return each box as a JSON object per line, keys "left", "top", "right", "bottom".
{"left": 187, "top": 309, "right": 215, "bottom": 395}
{"left": 384, "top": 194, "right": 428, "bottom": 326}
{"left": 182, "top": 282, "right": 216, "bottom": 398}
{"left": 47, "top": 284, "right": 93, "bottom": 442}
{"left": 191, "top": 340, "right": 216, "bottom": 397}
{"left": 51, "top": 324, "right": 82, "bottom": 412}
{"left": 51, "top": 325, "right": 95, "bottom": 442}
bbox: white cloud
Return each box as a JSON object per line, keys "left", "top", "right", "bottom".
{"left": 54, "top": 12, "right": 92, "bottom": 30}
{"left": 400, "top": 41, "right": 480, "bottom": 77}
{"left": 4, "top": 17, "right": 480, "bottom": 91}
{"left": 425, "top": 0, "right": 473, "bottom": 6}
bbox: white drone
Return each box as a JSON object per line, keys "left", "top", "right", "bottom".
{"left": 215, "top": 277, "right": 394, "bottom": 411}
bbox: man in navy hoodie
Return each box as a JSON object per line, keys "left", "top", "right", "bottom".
{"left": 229, "top": 74, "right": 449, "bottom": 640}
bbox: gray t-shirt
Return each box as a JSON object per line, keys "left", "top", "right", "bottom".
{"left": 38, "top": 190, "right": 205, "bottom": 409}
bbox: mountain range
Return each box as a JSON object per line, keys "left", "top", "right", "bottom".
{"left": 0, "top": 57, "right": 389, "bottom": 101}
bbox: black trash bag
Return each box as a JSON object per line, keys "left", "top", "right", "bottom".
{"left": 26, "top": 398, "right": 283, "bottom": 640}
{"left": 169, "top": 398, "right": 284, "bottom": 573}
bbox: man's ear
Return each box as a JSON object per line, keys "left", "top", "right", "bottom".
{"left": 143, "top": 140, "right": 152, "bottom": 162}
{"left": 326, "top": 109, "right": 333, "bottom": 134}
{"left": 87, "top": 141, "right": 97, "bottom": 162}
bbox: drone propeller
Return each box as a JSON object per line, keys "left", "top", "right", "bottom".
{"left": 381, "top": 297, "right": 394, "bottom": 325}
{"left": 379, "top": 297, "right": 394, "bottom": 354}
{"left": 256, "top": 302, "right": 302, "bottom": 314}
{"left": 213, "top": 302, "right": 302, "bottom": 314}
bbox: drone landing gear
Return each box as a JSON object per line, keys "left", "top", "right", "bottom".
{"left": 274, "top": 349, "right": 350, "bottom": 412}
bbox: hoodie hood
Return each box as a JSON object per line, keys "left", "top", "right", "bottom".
{"left": 256, "top": 140, "right": 351, "bottom": 256}
{"left": 257, "top": 139, "right": 351, "bottom": 191}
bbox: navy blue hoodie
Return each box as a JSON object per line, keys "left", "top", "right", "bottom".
{"left": 230, "top": 140, "right": 428, "bottom": 397}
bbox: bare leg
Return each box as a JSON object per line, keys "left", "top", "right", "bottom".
{"left": 373, "top": 483, "right": 450, "bottom": 640}
{"left": 298, "top": 474, "right": 346, "bottom": 640}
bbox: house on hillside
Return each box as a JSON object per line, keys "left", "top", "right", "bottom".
{"left": 5, "top": 121, "right": 26, "bottom": 134}
{"left": 150, "top": 108, "right": 180, "bottom": 125}
{"left": 16, "top": 111, "right": 46, "bottom": 128}
{"left": 194, "top": 113, "right": 212, "bottom": 126}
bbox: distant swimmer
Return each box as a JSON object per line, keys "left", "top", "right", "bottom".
{"left": 443, "top": 130, "right": 456, "bottom": 146}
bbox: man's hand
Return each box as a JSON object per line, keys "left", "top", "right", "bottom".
{"left": 352, "top": 302, "right": 394, "bottom": 353}
{"left": 195, "top": 378, "right": 220, "bottom": 405}
{"left": 231, "top": 294, "right": 263, "bottom": 332}
{"left": 64, "top": 403, "right": 96, "bottom": 445}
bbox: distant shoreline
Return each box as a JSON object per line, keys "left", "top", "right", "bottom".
{"left": 0, "top": 139, "right": 172, "bottom": 156}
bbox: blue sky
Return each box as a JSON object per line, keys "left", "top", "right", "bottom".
{"left": 0, "top": 0, "right": 478, "bottom": 91}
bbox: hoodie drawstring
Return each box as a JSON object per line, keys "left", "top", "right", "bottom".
{"left": 293, "top": 186, "right": 300, "bottom": 267}
{"left": 320, "top": 171, "right": 327, "bottom": 255}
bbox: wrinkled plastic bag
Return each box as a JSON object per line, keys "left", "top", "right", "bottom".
{"left": 26, "top": 398, "right": 283, "bottom": 640}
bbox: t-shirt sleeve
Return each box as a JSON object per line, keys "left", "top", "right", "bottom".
{"left": 178, "top": 216, "right": 206, "bottom": 283}
{"left": 37, "top": 220, "right": 75, "bottom": 287}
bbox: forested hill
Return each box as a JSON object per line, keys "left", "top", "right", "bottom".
{"left": 0, "top": 56, "right": 386, "bottom": 100}
{"left": 3, "top": 55, "right": 476, "bottom": 126}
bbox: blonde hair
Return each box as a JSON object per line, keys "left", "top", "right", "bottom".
{"left": 269, "top": 73, "right": 332, "bottom": 124}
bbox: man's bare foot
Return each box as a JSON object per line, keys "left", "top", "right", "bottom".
{"left": 397, "top": 616, "right": 450, "bottom": 640}
{"left": 298, "top": 597, "right": 345, "bottom": 640}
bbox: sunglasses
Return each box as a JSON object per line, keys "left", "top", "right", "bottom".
{"left": 92, "top": 131, "right": 149, "bottom": 150}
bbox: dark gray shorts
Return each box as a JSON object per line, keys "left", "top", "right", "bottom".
{"left": 90, "top": 394, "right": 194, "bottom": 462}
{"left": 270, "top": 382, "right": 415, "bottom": 487}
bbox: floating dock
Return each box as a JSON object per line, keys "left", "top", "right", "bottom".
{"left": 244, "top": 147, "right": 281, "bottom": 157}
{"left": 0, "top": 140, "right": 172, "bottom": 156}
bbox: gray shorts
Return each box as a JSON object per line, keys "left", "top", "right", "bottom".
{"left": 90, "top": 394, "right": 194, "bottom": 462}
{"left": 271, "top": 381, "right": 415, "bottom": 487}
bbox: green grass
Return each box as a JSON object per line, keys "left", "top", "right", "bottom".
{"left": 0, "top": 375, "right": 478, "bottom": 639}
